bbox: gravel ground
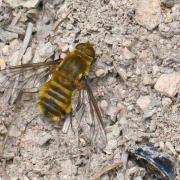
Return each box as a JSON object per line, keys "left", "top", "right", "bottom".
{"left": 0, "top": 0, "right": 180, "bottom": 179}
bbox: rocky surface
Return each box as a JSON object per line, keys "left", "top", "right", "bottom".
{"left": 0, "top": 0, "right": 180, "bottom": 179}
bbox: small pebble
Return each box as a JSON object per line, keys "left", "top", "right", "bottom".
{"left": 143, "top": 74, "right": 153, "bottom": 85}
{"left": 155, "top": 72, "right": 180, "bottom": 97}
{"left": 104, "top": 139, "right": 117, "bottom": 154}
{"left": 60, "top": 53, "right": 66, "bottom": 59}
{"left": 9, "top": 51, "right": 20, "bottom": 66}
{"left": 116, "top": 172, "right": 125, "bottom": 180}
{"left": 0, "top": 58, "right": 6, "bottom": 70}
{"left": 122, "top": 39, "right": 132, "bottom": 47}
{"left": 143, "top": 109, "right": 156, "bottom": 119}
{"left": 117, "top": 102, "right": 126, "bottom": 112}
{"left": 123, "top": 47, "right": 136, "bottom": 60}
{"left": 38, "top": 132, "right": 52, "bottom": 146}
{"left": 69, "top": 44, "right": 75, "bottom": 51}
{"left": 119, "top": 117, "right": 127, "bottom": 125}
{"left": 95, "top": 68, "right": 106, "bottom": 77}
{"left": 9, "top": 125, "right": 21, "bottom": 137}
{"left": 22, "top": 47, "right": 32, "bottom": 64}
{"left": 152, "top": 65, "right": 159, "bottom": 75}
{"left": 149, "top": 120, "right": 156, "bottom": 132}
{"left": 115, "top": 66, "right": 127, "bottom": 81}
{"left": 22, "top": 176, "right": 30, "bottom": 180}
{"left": 159, "top": 141, "right": 165, "bottom": 150}
{"left": 100, "top": 100, "right": 108, "bottom": 112}
{"left": 32, "top": 177, "right": 38, "bottom": 180}
{"left": 127, "top": 104, "right": 134, "bottom": 111}
{"left": 39, "top": 42, "right": 56, "bottom": 58}
{"left": 61, "top": 159, "right": 77, "bottom": 175}
{"left": 136, "top": 68, "right": 141, "bottom": 75}
{"left": 126, "top": 166, "right": 146, "bottom": 177}
{"left": 107, "top": 124, "right": 120, "bottom": 140}
{"left": 10, "top": 177, "right": 19, "bottom": 180}
{"left": 133, "top": 176, "right": 143, "bottom": 180}
{"left": 165, "top": 141, "right": 176, "bottom": 155}
{"left": 2, "top": 45, "right": 9, "bottom": 55}
{"left": 175, "top": 145, "right": 180, "bottom": 153}
{"left": 59, "top": 43, "right": 69, "bottom": 52}
{"left": 134, "top": 0, "right": 161, "bottom": 30}
{"left": 0, "top": 29, "right": 18, "bottom": 42}
{"left": 162, "top": 97, "right": 172, "bottom": 107}
{"left": 107, "top": 104, "right": 122, "bottom": 121}
{"left": 136, "top": 95, "right": 151, "bottom": 111}
{"left": 101, "top": 174, "right": 110, "bottom": 180}
{"left": 79, "top": 137, "right": 87, "bottom": 147}
{"left": 0, "top": 124, "right": 7, "bottom": 135}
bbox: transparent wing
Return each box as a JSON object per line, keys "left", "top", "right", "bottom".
{"left": 0, "top": 60, "right": 60, "bottom": 104}
{"left": 74, "top": 78, "right": 107, "bottom": 150}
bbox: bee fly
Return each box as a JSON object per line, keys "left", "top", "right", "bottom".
{"left": 0, "top": 42, "right": 107, "bottom": 149}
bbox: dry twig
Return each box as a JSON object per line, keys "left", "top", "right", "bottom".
{"left": 91, "top": 161, "right": 123, "bottom": 180}
{"left": 17, "top": 22, "right": 33, "bottom": 62}
{"left": 10, "top": 11, "right": 22, "bottom": 26}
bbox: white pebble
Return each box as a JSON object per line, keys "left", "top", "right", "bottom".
{"left": 165, "top": 142, "right": 176, "bottom": 155}
{"left": 155, "top": 72, "right": 180, "bottom": 97}
{"left": 159, "top": 141, "right": 165, "bottom": 150}
{"left": 123, "top": 47, "right": 136, "bottom": 60}
{"left": 0, "top": 58, "right": 6, "bottom": 70}
{"left": 136, "top": 95, "right": 151, "bottom": 111}
{"left": 60, "top": 44, "right": 69, "bottom": 52}
{"left": 162, "top": 97, "right": 172, "bottom": 107}
{"left": 175, "top": 145, "right": 180, "bottom": 153}
{"left": 133, "top": 177, "right": 143, "bottom": 180}
{"left": 0, "top": 124, "right": 7, "bottom": 135}
{"left": 95, "top": 69, "right": 106, "bottom": 77}
{"left": 143, "top": 74, "right": 153, "bottom": 85}
{"left": 9, "top": 125, "right": 21, "bottom": 137}
{"left": 100, "top": 100, "right": 108, "bottom": 112}
{"left": 60, "top": 53, "right": 66, "bottom": 59}
{"left": 2, "top": 45, "right": 9, "bottom": 56}
{"left": 122, "top": 39, "right": 132, "bottom": 47}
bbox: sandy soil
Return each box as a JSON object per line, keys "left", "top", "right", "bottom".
{"left": 0, "top": 0, "right": 180, "bottom": 179}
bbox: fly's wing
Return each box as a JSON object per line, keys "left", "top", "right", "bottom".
{"left": 74, "top": 78, "right": 107, "bottom": 150}
{"left": 0, "top": 60, "right": 60, "bottom": 104}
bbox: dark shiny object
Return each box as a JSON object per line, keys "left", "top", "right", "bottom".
{"left": 134, "top": 145, "right": 176, "bottom": 180}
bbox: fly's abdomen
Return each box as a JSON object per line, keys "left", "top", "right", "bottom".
{"left": 38, "top": 71, "right": 74, "bottom": 121}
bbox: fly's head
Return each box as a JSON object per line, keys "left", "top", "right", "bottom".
{"left": 75, "top": 42, "right": 95, "bottom": 62}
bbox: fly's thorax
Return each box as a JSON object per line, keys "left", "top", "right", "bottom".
{"left": 73, "top": 50, "right": 92, "bottom": 76}
{"left": 58, "top": 50, "right": 93, "bottom": 80}
{"left": 74, "top": 50, "right": 93, "bottom": 66}
{"left": 74, "top": 42, "right": 95, "bottom": 76}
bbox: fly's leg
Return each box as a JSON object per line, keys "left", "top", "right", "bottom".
{"left": 62, "top": 115, "right": 70, "bottom": 134}
{"left": 69, "top": 111, "right": 76, "bottom": 135}
{"left": 62, "top": 108, "right": 76, "bottom": 134}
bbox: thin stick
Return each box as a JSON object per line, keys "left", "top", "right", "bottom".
{"left": 91, "top": 161, "right": 123, "bottom": 180}
{"left": 53, "top": 10, "right": 72, "bottom": 32}
{"left": 9, "top": 22, "right": 33, "bottom": 104}
{"left": 5, "top": 26, "right": 25, "bottom": 35}
{"left": 10, "top": 11, "right": 22, "bottom": 26}
{"left": 121, "top": 152, "right": 128, "bottom": 178}
{"left": 17, "top": 22, "right": 33, "bottom": 62}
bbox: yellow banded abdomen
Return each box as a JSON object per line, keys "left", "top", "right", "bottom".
{"left": 38, "top": 71, "right": 74, "bottom": 121}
